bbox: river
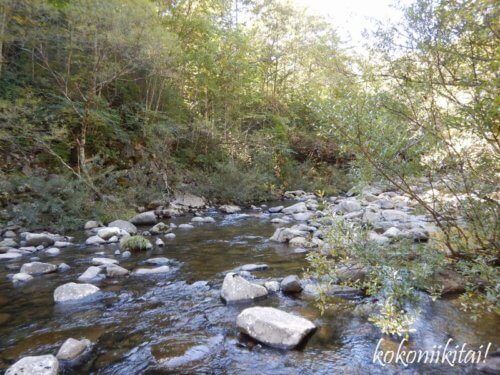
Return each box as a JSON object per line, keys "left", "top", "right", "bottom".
{"left": 0, "top": 205, "right": 498, "bottom": 374}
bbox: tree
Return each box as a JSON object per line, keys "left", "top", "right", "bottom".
{"left": 10, "top": 0, "right": 178, "bottom": 194}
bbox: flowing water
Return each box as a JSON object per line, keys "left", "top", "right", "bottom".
{"left": 0, "top": 206, "right": 498, "bottom": 374}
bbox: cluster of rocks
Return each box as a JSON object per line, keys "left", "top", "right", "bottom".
{"left": 0, "top": 228, "right": 73, "bottom": 263}
{"left": 5, "top": 337, "right": 92, "bottom": 374}
{"left": 269, "top": 188, "right": 464, "bottom": 297}
{"left": 220, "top": 265, "right": 317, "bottom": 350}
{"left": 0, "top": 227, "right": 74, "bottom": 285}
{"left": 268, "top": 187, "right": 436, "bottom": 251}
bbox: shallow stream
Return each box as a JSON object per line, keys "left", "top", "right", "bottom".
{"left": 0, "top": 205, "right": 498, "bottom": 374}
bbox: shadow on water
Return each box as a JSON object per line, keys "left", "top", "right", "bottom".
{"left": 0, "top": 206, "right": 498, "bottom": 374}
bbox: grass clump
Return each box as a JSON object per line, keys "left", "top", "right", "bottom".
{"left": 120, "top": 235, "right": 151, "bottom": 251}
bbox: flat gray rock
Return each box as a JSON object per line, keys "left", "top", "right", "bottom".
{"left": 85, "top": 235, "right": 106, "bottom": 246}
{"left": 133, "top": 266, "right": 170, "bottom": 275}
{"left": 78, "top": 266, "right": 103, "bottom": 282}
{"left": 84, "top": 220, "right": 101, "bottom": 230}
{"left": 92, "top": 257, "right": 118, "bottom": 266}
{"left": 220, "top": 272, "right": 268, "bottom": 303}
{"left": 24, "top": 233, "right": 55, "bottom": 247}
{"left": 338, "top": 199, "right": 361, "bottom": 213}
{"left": 0, "top": 252, "right": 22, "bottom": 261}
{"left": 53, "top": 282, "right": 100, "bottom": 303}
{"left": 282, "top": 202, "right": 307, "bottom": 215}
{"left": 219, "top": 205, "right": 241, "bottom": 214}
{"left": 145, "top": 257, "right": 172, "bottom": 266}
{"left": 239, "top": 263, "right": 269, "bottom": 272}
{"left": 0, "top": 238, "right": 17, "bottom": 248}
{"left": 108, "top": 220, "right": 137, "bottom": 235}
{"left": 97, "top": 227, "right": 121, "bottom": 240}
{"left": 20, "top": 262, "right": 57, "bottom": 275}
{"left": 12, "top": 273, "right": 34, "bottom": 283}
{"left": 237, "top": 306, "right": 316, "bottom": 349}
{"left": 268, "top": 205, "right": 284, "bottom": 213}
{"left": 105, "top": 264, "right": 129, "bottom": 277}
{"left": 172, "top": 192, "right": 206, "bottom": 209}
{"left": 130, "top": 211, "right": 158, "bottom": 225}
{"left": 6, "top": 355, "right": 59, "bottom": 375}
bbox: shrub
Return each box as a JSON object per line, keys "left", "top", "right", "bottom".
{"left": 305, "top": 216, "right": 445, "bottom": 338}
{"left": 2, "top": 173, "right": 96, "bottom": 232}
{"left": 190, "top": 159, "right": 276, "bottom": 205}
{"left": 120, "top": 235, "right": 151, "bottom": 251}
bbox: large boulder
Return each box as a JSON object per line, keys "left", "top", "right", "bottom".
{"left": 220, "top": 272, "right": 268, "bottom": 303}
{"left": 236, "top": 307, "right": 316, "bottom": 349}
{"left": 53, "top": 282, "right": 100, "bottom": 303}
{"left": 24, "top": 233, "right": 55, "bottom": 247}
{"left": 20, "top": 262, "right": 57, "bottom": 275}
{"left": 108, "top": 220, "right": 137, "bottom": 235}
{"left": 56, "top": 338, "right": 92, "bottom": 362}
{"left": 172, "top": 192, "right": 206, "bottom": 209}
{"left": 6, "top": 355, "right": 59, "bottom": 375}
{"left": 219, "top": 205, "right": 241, "bottom": 214}
{"left": 130, "top": 211, "right": 157, "bottom": 225}
{"left": 282, "top": 202, "right": 307, "bottom": 215}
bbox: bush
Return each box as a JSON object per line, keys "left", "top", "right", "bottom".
{"left": 2, "top": 173, "right": 96, "bottom": 232}
{"left": 190, "top": 159, "right": 276, "bottom": 205}
{"left": 305, "top": 216, "right": 445, "bottom": 338}
{"left": 120, "top": 235, "right": 151, "bottom": 251}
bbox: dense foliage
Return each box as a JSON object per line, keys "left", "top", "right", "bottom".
{"left": 0, "top": 0, "right": 351, "bottom": 224}
{"left": 309, "top": 0, "right": 499, "bottom": 335}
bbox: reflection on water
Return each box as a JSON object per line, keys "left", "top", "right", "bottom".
{"left": 0, "top": 208, "right": 498, "bottom": 374}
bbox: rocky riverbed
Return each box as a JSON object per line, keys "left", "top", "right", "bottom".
{"left": 0, "top": 189, "right": 498, "bottom": 374}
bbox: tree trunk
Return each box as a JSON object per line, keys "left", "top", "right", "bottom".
{"left": 0, "top": 2, "right": 8, "bottom": 78}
